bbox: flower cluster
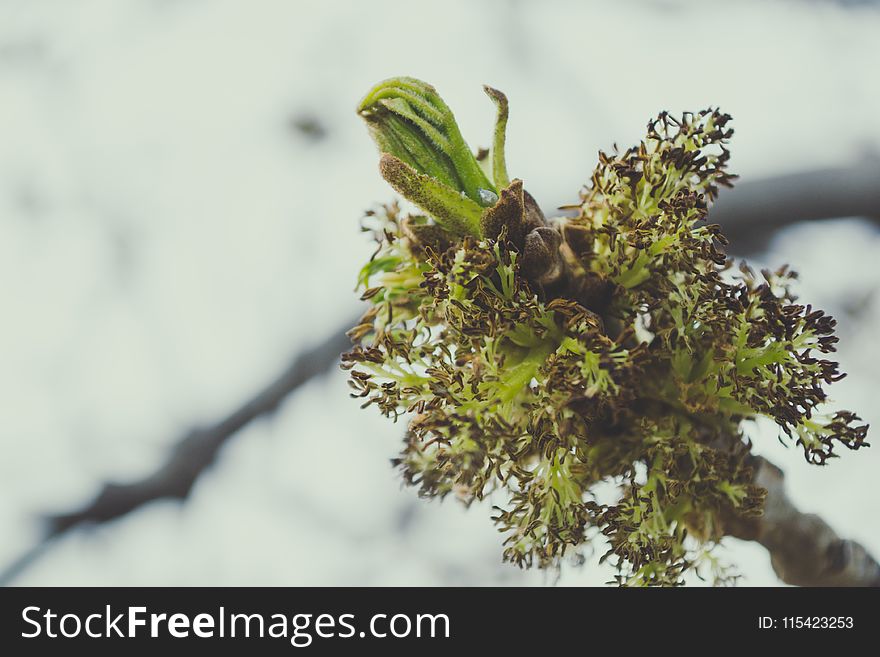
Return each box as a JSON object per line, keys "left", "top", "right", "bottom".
{"left": 342, "top": 78, "right": 869, "bottom": 585}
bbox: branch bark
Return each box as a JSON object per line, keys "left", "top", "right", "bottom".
{"left": 725, "top": 456, "right": 880, "bottom": 587}
{"left": 711, "top": 160, "right": 880, "bottom": 252}
{"left": 47, "top": 322, "right": 355, "bottom": 536}
{"left": 0, "top": 318, "right": 356, "bottom": 585}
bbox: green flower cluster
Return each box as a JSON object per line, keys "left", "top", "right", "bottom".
{"left": 342, "top": 78, "right": 869, "bottom": 585}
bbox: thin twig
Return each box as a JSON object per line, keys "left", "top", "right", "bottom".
{"left": 0, "top": 318, "right": 356, "bottom": 586}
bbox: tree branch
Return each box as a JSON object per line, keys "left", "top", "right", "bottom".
{"left": 712, "top": 160, "right": 880, "bottom": 252}
{"left": 726, "top": 455, "right": 880, "bottom": 587}
{"left": 47, "top": 322, "right": 355, "bottom": 535}
{"left": 0, "top": 318, "right": 356, "bottom": 585}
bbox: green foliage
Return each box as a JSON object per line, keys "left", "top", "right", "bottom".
{"left": 343, "top": 78, "right": 869, "bottom": 586}
{"left": 358, "top": 77, "right": 496, "bottom": 205}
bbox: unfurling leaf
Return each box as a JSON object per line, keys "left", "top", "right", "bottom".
{"left": 358, "top": 77, "right": 495, "bottom": 205}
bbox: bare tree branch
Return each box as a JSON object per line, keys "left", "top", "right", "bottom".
{"left": 47, "top": 322, "right": 355, "bottom": 535}
{"left": 726, "top": 456, "right": 880, "bottom": 587}
{"left": 712, "top": 160, "right": 880, "bottom": 252}
{"left": 0, "top": 318, "right": 356, "bottom": 585}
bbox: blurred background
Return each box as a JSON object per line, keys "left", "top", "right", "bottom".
{"left": 1, "top": 0, "right": 879, "bottom": 586}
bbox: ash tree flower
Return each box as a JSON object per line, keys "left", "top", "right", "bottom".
{"left": 342, "top": 77, "right": 869, "bottom": 586}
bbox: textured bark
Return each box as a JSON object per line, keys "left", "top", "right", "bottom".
{"left": 725, "top": 456, "right": 880, "bottom": 587}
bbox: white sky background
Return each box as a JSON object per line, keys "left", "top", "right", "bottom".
{"left": 0, "top": 0, "right": 878, "bottom": 586}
